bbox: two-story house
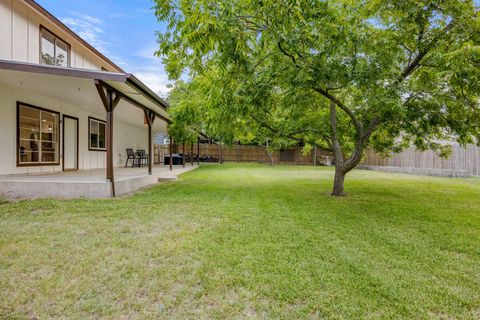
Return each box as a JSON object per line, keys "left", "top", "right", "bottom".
{"left": 0, "top": 0, "right": 175, "bottom": 198}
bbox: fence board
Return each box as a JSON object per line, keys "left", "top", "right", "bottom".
{"left": 155, "top": 143, "right": 333, "bottom": 166}
{"left": 362, "top": 144, "right": 480, "bottom": 176}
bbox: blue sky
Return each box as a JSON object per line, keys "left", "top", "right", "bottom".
{"left": 37, "top": 0, "right": 171, "bottom": 97}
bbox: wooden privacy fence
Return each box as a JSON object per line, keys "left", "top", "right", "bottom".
{"left": 362, "top": 144, "right": 480, "bottom": 176}
{"left": 154, "top": 143, "right": 333, "bottom": 166}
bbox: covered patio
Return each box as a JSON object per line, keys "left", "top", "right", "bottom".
{"left": 0, "top": 60, "right": 183, "bottom": 198}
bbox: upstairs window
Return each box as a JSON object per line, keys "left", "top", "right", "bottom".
{"left": 40, "top": 27, "right": 70, "bottom": 67}
{"left": 89, "top": 117, "right": 106, "bottom": 151}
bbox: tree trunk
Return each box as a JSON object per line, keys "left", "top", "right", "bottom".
{"left": 265, "top": 139, "right": 274, "bottom": 166}
{"left": 331, "top": 144, "right": 368, "bottom": 196}
{"left": 267, "top": 151, "right": 274, "bottom": 165}
{"left": 332, "top": 165, "right": 346, "bottom": 196}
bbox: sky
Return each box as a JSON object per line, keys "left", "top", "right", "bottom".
{"left": 37, "top": 0, "right": 172, "bottom": 98}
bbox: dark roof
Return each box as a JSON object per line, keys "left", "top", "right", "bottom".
{"left": 0, "top": 59, "right": 127, "bottom": 81}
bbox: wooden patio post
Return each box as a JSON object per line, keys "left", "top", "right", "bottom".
{"left": 182, "top": 142, "right": 185, "bottom": 168}
{"left": 95, "top": 80, "right": 121, "bottom": 197}
{"left": 144, "top": 110, "right": 155, "bottom": 175}
{"left": 169, "top": 136, "right": 173, "bottom": 171}
{"left": 148, "top": 122, "right": 152, "bottom": 174}
{"left": 197, "top": 138, "right": 200, "bottom": 165}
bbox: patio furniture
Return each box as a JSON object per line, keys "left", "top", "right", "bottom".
{"left": 164, "top": 154, "right": 183, "bottom": 165}
{"left": 125, "top": 149, "right": 137, "bottom": 167}
{"left": 136, "top": 149, "right": 148, "bottom": 167}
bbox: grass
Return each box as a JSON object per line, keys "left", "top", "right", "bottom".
{"left": 1, "top": 164, "right": 479, "bottom": 319}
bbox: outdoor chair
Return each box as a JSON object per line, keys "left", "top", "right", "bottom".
{"left": 125, "top": 148, "right": 137, "bottom": 167}
{"left": 136, "top": 149, "right": 148, "bottom": 167}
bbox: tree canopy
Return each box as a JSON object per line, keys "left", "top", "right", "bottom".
{"left": 155, "top": 0, "right": 480, "bottom": 195}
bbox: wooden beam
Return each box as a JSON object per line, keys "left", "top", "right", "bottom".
{"left": 112, "top": 94, "right": 122, "bottom": 110}
{"left": 96, "top": 80, "right": 171, "bottom": 124}
{"left": 95, "top": 80, "right": 119, "bottom": 197}
{"left": 144, "top": 110, "right": 155, "bottom": 175}
{"left": 106, "top": 91, "right": 115, "bottom": 197}
{"left": 95, "top": 81, "right": 109, "bottom": 110}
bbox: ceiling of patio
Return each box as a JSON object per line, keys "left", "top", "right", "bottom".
{"left": 0, "top": 68, "right": 168, "bottom": 134}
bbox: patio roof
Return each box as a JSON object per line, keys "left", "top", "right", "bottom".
{"left": 0, "top": 59, "right": 170, "bottom": 124}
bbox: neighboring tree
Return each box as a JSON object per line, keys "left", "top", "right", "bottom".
{"left": 155, "top": 0, "right": 479, "bottom": 196}
{"left": 167, "top": 71, "right": 321, "bottom": 165}
{"left": 166, "top": 80, "right": 202, "bottom": 147}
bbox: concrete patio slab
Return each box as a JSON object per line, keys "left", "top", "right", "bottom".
{"left": 0, "top": 165, "right": 198, "bottom": 199}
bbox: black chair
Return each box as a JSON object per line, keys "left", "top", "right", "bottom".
{"left": 136, "top": 149, "right": 148, "bottom": 167}
{"left": 125, "top": 149, "right": 137, "bottom": 167}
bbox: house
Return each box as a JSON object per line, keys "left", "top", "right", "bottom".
{"left": 0, "top": 0, "right": 189, "bottom": 198}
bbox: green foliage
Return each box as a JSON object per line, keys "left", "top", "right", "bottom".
{"left": 166, "top": 80, "right": 203, "bottom": 143}
{"left": 155, "top": 0, "right": 479, "bottom": 160}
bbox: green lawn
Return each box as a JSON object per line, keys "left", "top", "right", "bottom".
{"left": 1, "top": 164, "right": 479, "bottom": 319}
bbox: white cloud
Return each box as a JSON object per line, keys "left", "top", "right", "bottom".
{"left": 61, "top": 12, "right": 172, "bottom": 98}
{"left": 136, "top": 45, "right": 160, "bottom": 61}
{"left": 132, "top": 44, "right": 173, "bottom": 98}
{"left": 61, "top": 14, "right": 110, "bottom": 54}
{"left": 134, "top": 69, "right": 172, "bottom": 98}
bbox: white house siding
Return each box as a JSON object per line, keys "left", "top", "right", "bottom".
{"left": 0, "top": 83, "right": 149, "bottom": 175}
{"left": 0, "top": 0, "right": 119, "bottom": 71}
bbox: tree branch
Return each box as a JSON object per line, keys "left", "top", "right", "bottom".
{"left": 277, "top": 41, "right": 300, "bottom": 67}
{"left": 400, "top": 21, "right": 455, "bottom": 80}
{"left": 329, "top": 101, "right": 344, "bottom": 165}
{"left": 314, "top": 87, "right": 363, "bottom": 136}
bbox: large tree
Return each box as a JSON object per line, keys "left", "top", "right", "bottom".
{"left": 155, "top": 0, "right": 480, "bottom": 196}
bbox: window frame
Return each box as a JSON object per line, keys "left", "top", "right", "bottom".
{"left": 88, "top": 116, "right": 107, "bottom": 152}
{"left": 39, "top": 25, "right": 71, "bottom": 67}
{"left": 16, "top": 101, "right": 60, "bottom": 167}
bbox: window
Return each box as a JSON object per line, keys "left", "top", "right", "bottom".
{"left": 17, "top": 102, "right": 60, "bottom": 166}
{"left": 89, "top": 117, "right": 106, "bottom": 151}
{"left": 40, "top": 26, "right": 70, "bottom": 67}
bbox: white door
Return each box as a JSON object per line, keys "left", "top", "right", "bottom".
{"left": 63, "top": 116, "right": 78, "bottom": 171}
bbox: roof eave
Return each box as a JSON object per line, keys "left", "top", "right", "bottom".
{"left": 0, "top": 59, "right": 128, "bottom": 82}
{"left": 0, "top": 60, "right": 170, "bottom": 122}
{"left": 126, "top": 74, "right": 169, "bottom": 111}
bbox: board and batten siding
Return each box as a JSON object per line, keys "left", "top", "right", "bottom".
{"left": 362, "top": 146, "right": 480, "bottom": 176}
{"left": 0, "top": 0, "right": 118, "bottom": 71}
{"left": 0, "top": 83, "right": 149, "bottom": 175}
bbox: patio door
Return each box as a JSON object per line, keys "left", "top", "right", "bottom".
{"left": 62, "top": 115, "right": 78, "bottom": 171}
